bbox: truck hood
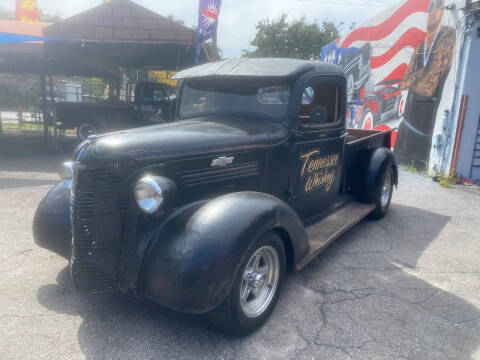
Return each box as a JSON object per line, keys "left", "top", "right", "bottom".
{"left": 77, "top": 117, "right": 288, "bottom": 163}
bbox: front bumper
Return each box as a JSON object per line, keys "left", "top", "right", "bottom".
{"left": 33, "top": 181, "right": 72, "bottom": 259}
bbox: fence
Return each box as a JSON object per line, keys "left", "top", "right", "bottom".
{"left": 0, "top": 108, "right": 44, "bottom": 134}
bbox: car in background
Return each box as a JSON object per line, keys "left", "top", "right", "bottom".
{"left": 346, "top": 79, "right": 407, "bottom": 130}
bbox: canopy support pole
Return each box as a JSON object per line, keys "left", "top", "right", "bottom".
{"left": 40, "top": 74, "right": 49, "bottom": 149}
{"left": 49, "top": 74, "right": 57, "bottom": 151}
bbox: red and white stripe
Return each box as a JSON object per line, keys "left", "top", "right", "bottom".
{"left": 338, "top": 0, "right": 430, "bottom": 82}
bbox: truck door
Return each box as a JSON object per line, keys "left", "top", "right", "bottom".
{"left": 288, "top": 76, "right": 346, "bottom": 220}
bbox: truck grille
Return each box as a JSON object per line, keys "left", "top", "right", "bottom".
{"left": 70, "top": 164, "right": 131, "bottom": 293}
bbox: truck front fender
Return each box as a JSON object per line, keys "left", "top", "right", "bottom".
{"left": 139, "top": 192, "right": 308, "bottom": 314}
{"left": 33, "top": 181, "right": 72, "bottom": 259}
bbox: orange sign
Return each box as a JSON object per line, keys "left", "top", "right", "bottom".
{"left": 16, "top": 0, "right": 40, "bottom": 22}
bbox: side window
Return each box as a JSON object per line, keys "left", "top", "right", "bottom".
{"left": 299, "top": 84, "right": 339, "bottom": 128}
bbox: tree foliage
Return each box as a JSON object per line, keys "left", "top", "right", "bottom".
{"left": 167, "top": 14, "right": 185, "bottom": 26}
{"left": 0, "top": 7, "right": 62, "bottom": 23}
{"left": 243, "top": 14, "right": 339, "bottom": 60}
{"left": 39, "top": 9, "right": 63, "bottom": 23}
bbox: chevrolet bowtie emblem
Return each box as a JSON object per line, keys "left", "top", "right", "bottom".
{"left": 211, "top": 156, "right": 234, "bottom": 167}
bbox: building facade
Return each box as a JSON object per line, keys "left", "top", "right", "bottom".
{"left": 321, "top": 0, "right": 480, "bottom": 181}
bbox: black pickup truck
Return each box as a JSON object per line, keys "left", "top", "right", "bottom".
{"left": 54, "top": 82, "right": 177, "bottom": 140}
{"left": 33, "top": 58, "right": 398, "bottom": 335}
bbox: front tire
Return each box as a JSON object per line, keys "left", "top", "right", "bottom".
{"left": 207, "top": 231, "right": 286, "bottom": 336}
{"left": 368, "top": 166, "right": 394, "bottom": 219}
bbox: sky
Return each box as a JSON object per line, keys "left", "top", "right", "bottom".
{"left": 0, "top": 0, "right": 400, "bottom": 57}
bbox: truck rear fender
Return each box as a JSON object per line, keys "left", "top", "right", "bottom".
{"left": 365, "top": 147, "right": 398, "bottom": 188}
{"left": 138, "top": 192, "right": 308, "bottom": 314}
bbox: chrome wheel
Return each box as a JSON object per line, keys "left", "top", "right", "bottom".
{"left": 381, "top": 172, "right": 392, "bottom": 208}
{"left": 240, "top": 246, "right": 280, "bottom": 318}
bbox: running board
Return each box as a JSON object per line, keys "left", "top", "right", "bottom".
{"left": 295, "top": 202, "right": 376, "bottom": 271}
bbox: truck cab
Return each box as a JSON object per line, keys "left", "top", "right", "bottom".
{"left": 34, "top": 58, "right": 398, "bottom": 335}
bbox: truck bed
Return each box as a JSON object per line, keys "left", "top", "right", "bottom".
{"left": 346, "top": 128, "right": 393, "bottom": 148}
{"left": 344, "top": 128, "right": 394, "bottom": 193}
{"left": 55, "top": 101, "right": 136, "bottom": 130}
{"left": 345, "top": 128, "right": 393, "bottom": 165}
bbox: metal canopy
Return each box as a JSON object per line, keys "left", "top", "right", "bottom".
{"left": 0, "top": 0, "right": 197, "bottom": 76}
{"left": 41, "top": 0, "right": 196, "bottom": 76}
{"left": 0, "top": 0, "right": 198, "bottom": 150}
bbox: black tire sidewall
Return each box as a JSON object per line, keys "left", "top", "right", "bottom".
{"left": 210, "top": 231, "right": 286, "bottom": 335}
{"left": 370, "top": 164, "right": 394, "bottom": 218}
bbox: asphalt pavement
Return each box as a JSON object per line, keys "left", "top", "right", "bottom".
{"left": 0, "top": 142, "right": 479, "bottom": 360}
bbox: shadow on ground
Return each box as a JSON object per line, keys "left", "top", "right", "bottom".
{"left": 0, "top": 177, "right": 59, "bottom": 190}
{"left": 36, "top": 204, "right": 480, "bottom": 359}
{"left": 0, "top": 133, "right": 77, "bottom": 160}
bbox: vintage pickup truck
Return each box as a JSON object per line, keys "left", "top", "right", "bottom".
{"left": 33, "top": 58, "right": 398, "bottom": 335}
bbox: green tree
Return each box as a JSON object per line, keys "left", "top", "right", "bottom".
{"left": 243, "top": 14, "right": 339, "bottom": 60}
{"left": 167, "top": 14, "right": 223, "bottom": 61}
{"left": 39, "top": 9, "right": 63, "bottom": 23}
{"left": 0, "top": 7, "right": 62, "bottom": 23}
{"left": 166, "top": 14, "right": 185, "bottom": 26}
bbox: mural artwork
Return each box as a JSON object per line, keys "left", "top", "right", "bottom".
{"left": 321, "top": 0, "right": 456, "bottom": 166}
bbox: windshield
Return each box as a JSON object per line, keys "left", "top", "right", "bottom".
{"left": 179, "top": 80, "right": 290, "bottom": 121}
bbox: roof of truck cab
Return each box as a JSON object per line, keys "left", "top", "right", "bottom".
{"left": 173, "top": 58, "right": 344, "bottom": 80}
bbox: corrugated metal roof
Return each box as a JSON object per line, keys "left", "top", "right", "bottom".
{"left": 43, "top": 0, "right": 196, "bottom": 45}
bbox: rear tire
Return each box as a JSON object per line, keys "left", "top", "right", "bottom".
{"left": 77, "top": 123, "right": 98, "bottom": 140}
{"left": 368, "top": 166, "right": 394, "bottom": 219}
{"left": 207, "top": 231, "right": 285, "bottom": 336}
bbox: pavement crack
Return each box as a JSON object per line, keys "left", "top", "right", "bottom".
{"left": 314, "top": 343, "right": 354, "bottom": 359}
{"left": 455, "top": 315, "right": 480, "bottom": 325}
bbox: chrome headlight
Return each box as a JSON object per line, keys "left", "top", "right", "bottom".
{"left": 59, "top": 161, "right": 73, "bottom": 180}
{"left": 134, "top": 176, "right": 176, "bottom": 214}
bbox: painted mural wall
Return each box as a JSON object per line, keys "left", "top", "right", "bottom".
{"left": 321, "top": 0, "right": 459, "bottom": 169}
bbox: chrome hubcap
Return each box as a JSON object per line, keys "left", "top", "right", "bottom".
{"left": 240, "top": 246, "right": 279, "bottom": 318}
{"left": 381, "top": 172, "right": 392, "bottom": 208}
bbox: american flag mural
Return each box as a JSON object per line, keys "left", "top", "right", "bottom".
{"left": 322, "top": 0, "right": 456, "bottom": 167}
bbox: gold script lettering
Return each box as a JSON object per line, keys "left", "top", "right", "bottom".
{"left": 299, "top": 149, "right": 340, "bottom": 194}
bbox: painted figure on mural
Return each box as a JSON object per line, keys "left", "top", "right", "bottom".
{"left": 395, "top": 0, "right": 456, "bottom": 167}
